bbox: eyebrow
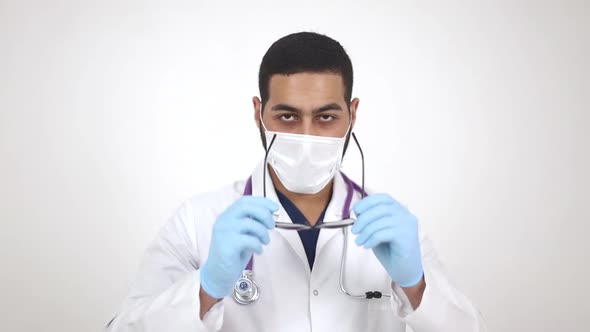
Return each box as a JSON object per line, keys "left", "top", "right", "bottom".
{"left": 270, "top": 103, "right": 343, "bottom": 114}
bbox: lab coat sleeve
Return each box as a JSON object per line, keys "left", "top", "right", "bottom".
{"left": 106, "top": 201, "right": 224, "bottom": 332}
{"left": 388, "top": 225, "right": 487, "bottom": 332}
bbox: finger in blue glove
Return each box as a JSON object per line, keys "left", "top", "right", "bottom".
{"left": 200, "top": 196, "right": 279, "bottom": 299}
{"left": 352, "top": 194, "right": 424, "bottom": 288}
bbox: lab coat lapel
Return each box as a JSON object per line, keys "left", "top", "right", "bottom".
{"left": 315, "top": 171, "right": 351, "bottom": 258}
{"left": 250, "top": 161, "right": 310, "bottom": 271}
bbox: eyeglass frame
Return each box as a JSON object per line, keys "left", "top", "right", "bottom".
{"left": 261, "top": 130, "right": 367, "bottom": 231}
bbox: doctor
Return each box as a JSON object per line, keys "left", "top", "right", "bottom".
{"left": 108, "top": 32, "right": 486, "bottom": 331}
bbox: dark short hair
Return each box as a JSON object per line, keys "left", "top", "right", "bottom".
{"left": 258, "top": 32, "right": 353, "bottom": 111}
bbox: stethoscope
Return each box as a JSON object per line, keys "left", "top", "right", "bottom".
{"left": 233, "top": 132, "right": 392, "bottom": 305}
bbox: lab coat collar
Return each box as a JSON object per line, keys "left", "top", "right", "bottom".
{"left": 249, "top": 160, "right": 353, "bottom": 272}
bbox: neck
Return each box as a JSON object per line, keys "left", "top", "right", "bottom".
{"left": 268, "top": 165, "right": 333, "bottom": 225}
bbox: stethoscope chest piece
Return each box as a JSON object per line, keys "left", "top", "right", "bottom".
{"left": 233, "top": 270, "right": 259, "bottom": 305}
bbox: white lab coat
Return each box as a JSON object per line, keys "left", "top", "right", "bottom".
{"left": 107, "top": 161, "right": 486, "bottom": 332}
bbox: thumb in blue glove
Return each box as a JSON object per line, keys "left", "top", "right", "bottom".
{"left": 351, "top": 193, "right": 424, "bottom": 288}
{"left": 200, "top": 196, "right": 279, "bottom": 299}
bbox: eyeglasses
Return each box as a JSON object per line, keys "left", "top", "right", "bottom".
{"left": 273, "top": 217, "right": 356, "bottom": 230}
{"left": 263, "top": 131, "right": 366, "bottom": 231}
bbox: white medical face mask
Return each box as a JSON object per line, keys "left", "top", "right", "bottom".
{"left": 260, "top": 111, "right": 351, "bottom": 194}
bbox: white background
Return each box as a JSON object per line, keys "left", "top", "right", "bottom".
{"left": 1, "top": 1, "right": 588, "bottom": 331}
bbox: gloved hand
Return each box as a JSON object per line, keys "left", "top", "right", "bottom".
{"left": 351, "top": 193, "right": 424, "bottom": 288}
{"left": 200, "top": 196, "right": 279, "bottom": 299}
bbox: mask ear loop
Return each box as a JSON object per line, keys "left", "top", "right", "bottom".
{"left": 263, "top": 133, "right": 277, "bottom": 198}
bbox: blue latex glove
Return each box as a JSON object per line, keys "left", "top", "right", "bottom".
{"left": 351, "top": 193, "right": 424, "bottom": 288}
{"left": 200, "top": 196, "right": 279, "bottom": 299}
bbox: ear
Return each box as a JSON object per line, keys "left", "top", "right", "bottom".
{"left": 252, "top": 96, "right": 262, "bottom": 129}
{"left": 349, "top": 97, "right": 359, "bottom": 130}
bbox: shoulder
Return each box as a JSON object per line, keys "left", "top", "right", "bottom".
{"left": 156, "top": 180, "right": 248, "bottom": 251}
{"left": 175, "top": 179, "right": 247, "bottom": 226}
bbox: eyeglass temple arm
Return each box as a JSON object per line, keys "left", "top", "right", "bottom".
{"left": 263, "top": 134, "right": 277, "bottom": 198}
{"left": 351, "top": 132, "right": 366, "bottom": 198}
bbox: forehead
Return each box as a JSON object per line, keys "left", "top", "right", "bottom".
{"left": 267, "top": 72, "right": 346, "bottom": 103}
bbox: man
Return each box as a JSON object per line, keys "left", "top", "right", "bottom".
{"left": 108, "top": 32, "right": 486, "bottom": 331}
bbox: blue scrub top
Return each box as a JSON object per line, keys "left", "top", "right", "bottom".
{"left": 275, "top": 189, "right": 329, "bottom": 271}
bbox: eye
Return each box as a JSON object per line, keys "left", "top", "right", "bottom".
{"left": 318, "top": 114, "right": 336, "bottom": 122}
{"left": 279, "top": 114, "right": 298, "bottom": 122}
